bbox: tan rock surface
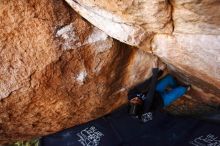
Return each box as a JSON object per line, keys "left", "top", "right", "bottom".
{"left": 152, "top": 34, "right": 220, "bottom": 97}
{"left": 0, "top": 0, "right": 160, "bottom": 143}
{"left": 65, "top": 0, "right": 173, "bottom": 48}
{"left": 171, "top": 0, "right": 220, "bottom": 34}
{"left": 65, "top": 0, "right": 220, "bottom": 104}
{"left": 1, "top": 0, "right": 220, "bottom": 143}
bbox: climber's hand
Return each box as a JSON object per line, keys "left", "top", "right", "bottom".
{"left": 152, "top": 57, "right": 158, "bottom": 68}
{"left": 152, "top": 57, "right": 166, "bottom": 71}
{"left": 159, "top": 62, "right": 166, "bottom": 71}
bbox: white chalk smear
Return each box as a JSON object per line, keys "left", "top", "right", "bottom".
{"left": 56, "top": 23, "right": 81, "bottom": 50}
{"left": 76, "top": 71, "right": 87, "bottom": 84}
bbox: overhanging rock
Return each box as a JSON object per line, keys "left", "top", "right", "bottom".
{"left": 0, "top": 0, "right": 220, "bottom": 144}
{"left": 65, "top": 0, "right": 220, "bottom": 104}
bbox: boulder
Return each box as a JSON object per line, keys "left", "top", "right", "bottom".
{"left": 152, "top": 34, "right": 220, "bottom": 101}
{"left": 0, "top": 0, "right": 159, "bottom": 143}
{"left": 65, "top": 0, "right": 173, "bottom": 49}
{"left": 1, "top": 0, "right": 220, "bottom": 143}
{"left": 66, "top": 0, "right": 220, "bottom": 104}
{"left": 171, "top": 0, "right": 220, "bottom": 34}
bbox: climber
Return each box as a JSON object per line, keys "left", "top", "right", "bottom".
{"left": 127, "top": 59, "right": 189, "bottom": 121}
{"left": 39, "top": 64, "right": 220, "bottom": 146}
{"left": 128, "top": 73, "right": 189, "bottom": 122}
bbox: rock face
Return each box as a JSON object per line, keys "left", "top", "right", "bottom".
{"left": 171, "top": 0, "right": 220, "bottom": 34}
{"left": 66, "top": 0, "right": 220, "bottom": 103}
{"left": 0, "top": 0, "right": 159, "bottom": 143}
{"left": 152, "top": 34, "right": 220, "bottom": 97}
{"left": 0, "top": 0, "right": 220, "bottom": 143}
{"left": 65, "top": 0, "right": 173, "bottom": 49}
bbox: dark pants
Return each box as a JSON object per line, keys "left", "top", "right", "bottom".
{"left": 40, "top": 106, "right": 220, "bottom": 146}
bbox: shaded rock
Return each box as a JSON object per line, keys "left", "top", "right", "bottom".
{"left": 0, "top": 0, "right": 159, "bottom": 143}
{"left": 65, "top": 0, "right": 220, "bottom": 105}
{"left": 1, "top": 0, "right": 220, "bottom": 143}
{"left": 152, "top": 34, "right": 220, "bottom": 100}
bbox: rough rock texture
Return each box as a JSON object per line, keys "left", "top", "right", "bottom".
{"left": 171, "top": 0, "right": 220, "bottom": 34}
{"left": 1, "top": 0, "right": 220, "bottom": 143}
{"left": 0, "top": 0, "right": 160, "bottom": 143}
{"left": 66, "top": 0, "right": 220, "bottom": 104}
{"left": 65, "top": 0, "right": 173, "bottom": 49}
{"left": 152, "top": 34, "right": 220, "bottom": 98}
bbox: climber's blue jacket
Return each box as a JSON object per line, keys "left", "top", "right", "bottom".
{"left": 40, "top": 69, "right": 220, "bottom": 146}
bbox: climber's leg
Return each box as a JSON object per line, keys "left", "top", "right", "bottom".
{"left": 156, "top": 75, "right": 177, "bottom": 93}
{"left": 160, "top": 86, "right": 187, "bottom": 106}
